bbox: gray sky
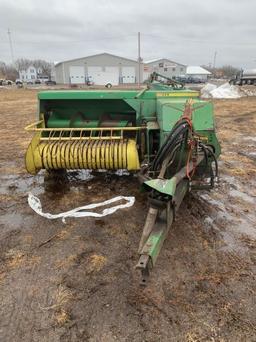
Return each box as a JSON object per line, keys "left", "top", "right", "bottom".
{"left": 0, "top": 0, "right": 255, "bottom": 68}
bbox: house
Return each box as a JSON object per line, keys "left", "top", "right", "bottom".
{"left": 54, "top": 53, "right": 143, "bottom": 85}
{"left": 19, "top": 66, "right": 49, "bottom": 82}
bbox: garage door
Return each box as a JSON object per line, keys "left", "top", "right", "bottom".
{"left": 122, "top": 66, "right": 136, "bottom": 84}
{"left": 69, "top": 66, "right": 85, "bottom": 84}
{"left": 88, "top": 66, "right": 119, "bottom": 86}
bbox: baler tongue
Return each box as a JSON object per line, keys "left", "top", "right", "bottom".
{"left": 136, "top": 153, "right": 204, "bottom": 285}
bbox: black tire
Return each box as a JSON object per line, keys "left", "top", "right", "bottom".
{"left": 105, "top": 83, "right": 112, "bottom": 88}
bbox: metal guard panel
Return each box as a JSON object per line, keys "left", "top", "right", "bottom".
{"left": 157, "top": 99, "right": 214, "bottom": 132}
{"left": 144, "top": 178, "right": 177, "bottom": 196}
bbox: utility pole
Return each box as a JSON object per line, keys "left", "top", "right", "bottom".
{"left": 7, "top": 28, "right": 14, "bottom": 63}
{"left": 138, "top": 32, "right": 141, "bottom": 87}
{"left": 213, "top": 51, "right": 217, "bottom": 69}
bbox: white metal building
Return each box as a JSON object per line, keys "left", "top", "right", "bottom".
{"left": 186, "top": 66, "right": 211, "bottom": 81}
{"left": 55, "top": 53, "right": 143, "bottom": 85}
{"left": 143, "top": 58, "right": 186, "bottom": 81}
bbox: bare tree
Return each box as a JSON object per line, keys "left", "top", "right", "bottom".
{"left": 0, "top": 61, "right": 6, "bottom": 78}
{"left": 218, "top": 65, "right": 241, "bottom": 78}
{"left": 14, "top": 58, "right": 52, "bottom": 79}
{"left": 202, "top": 64, "right": 241, "bottom": 78}
{"left": 32, "top": 59, "right": 52, "bottom": 77}
{"left": 5, "top": 65, "right": 18, "bottom": 81}
{"left": 15, "top": 58, "right": 31, "bottom": 72}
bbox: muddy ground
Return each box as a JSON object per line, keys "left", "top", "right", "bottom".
{"left": 0, "top": 88, "right": 255, "bottom": 342}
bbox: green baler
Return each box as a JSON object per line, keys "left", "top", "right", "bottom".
{"left": 25, "top": 78, "right": 220, "bottom": 284}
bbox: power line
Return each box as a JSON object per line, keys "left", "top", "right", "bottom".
{"left": 138, "top": 31, "right": 141, "bottom": 87}
{"left": 213, "top": 51, "right": 217, "bottom": 68}
{"left": 7, "top": 28, "right": 14, "bottom": 63}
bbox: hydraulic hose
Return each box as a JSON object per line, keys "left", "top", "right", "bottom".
{"left": 151, "top": 119, "right": 190, "bottom": 171}
{"left": 199, "top": 142, "right": 218, "bottom": 178}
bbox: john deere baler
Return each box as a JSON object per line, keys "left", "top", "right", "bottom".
{"left": 25, "top": 79, "right": 220, "bottom": 284}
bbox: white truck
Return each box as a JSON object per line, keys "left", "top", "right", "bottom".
{"left": 230, "top": 69, "right": 256, "bottom": 85}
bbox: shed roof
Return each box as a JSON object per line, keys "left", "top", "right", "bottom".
{"left": 186, "top": 66, "right": 211, "bottom": 75}
{"left": 55, "top": 52, "right": 137, "bottom": 66}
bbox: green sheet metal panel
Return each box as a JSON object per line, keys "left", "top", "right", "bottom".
{"left": 38, "top": 90, "right": 140, "bottom": 100}
{"left": 42, "top": 99, "right": 138, "bottom": 128}
{"left": 192, "top": 101, "right": 214, "bottom": 131}
{"left": 157, "top": 99, "right": 214, "bottom": 131}
{"left": 38, "top": 89, "right": 200, "bottom": 124}
{"left": 124, "top": 99, "right": 157, "bottom": 122}
{"left": 38, "top": 89, "right": 200, "bottom": 101}
{"left": 157, "top": 99, "right": 185, "bottom": 131}
{"left": 144, "top": 177, "right": 177, "bottom": 196}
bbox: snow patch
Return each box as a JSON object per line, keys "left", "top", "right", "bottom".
{"left": 201, "top": 82, "right": 241, "bottom": 99}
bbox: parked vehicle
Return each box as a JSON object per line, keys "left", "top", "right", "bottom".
{"left": 15, "top": 79, "right": 23, "bottom": 85}
{"left": 35, "top": 79, "right": 41, "bottom": 84}
{"left": 45, "top": 80, "right": 56, "bottom": 85}
{"left": 176, "top": 76, "right": 187, "bottom": 84}
{"left": 186, "top": 77, "right": 206, "bottom": 84}
{"left": 0, "top": 79, "right": 13, "bottom": 85}
{"left": 230, "top": 69, "right": 256, "bottom": 85}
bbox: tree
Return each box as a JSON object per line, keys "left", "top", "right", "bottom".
{"left": 218, "top": 65, "right": 241, "bottom": 78}
{"left": 5, "top": 65, "right": 18, "bottom": 81}
{"left": 13, "top": 58, "right": 52, "bottom": 79}
{"left": 0, "top": 61, "right": 6, "bottom": 78}
{"left": 202, "top": 64, "right": 241, "bottom": 79}
{"left": 15, "top": 58, "right": 31, "bottom": 72}
{"left": 32, "top": 59, "right": 52, "bottom": 77}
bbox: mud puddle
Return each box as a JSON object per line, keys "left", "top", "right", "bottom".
{"left": 0, "top": 170, "right": 138, "bottom": 230}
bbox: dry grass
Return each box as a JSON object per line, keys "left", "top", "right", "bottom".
{"left": 185, "top": 332, "right": 200, "bottom": 342}
{"left": 240, "top": 235, "right": 256, "bottom": 248}
{"left": 5, "top": 249, "right": 24, "bottom": 268}
{"left": 25, "top": 255, "right": 41, "bottom": 267}
{"left": 56, "top": 229, "right": 71, "bottom": 240}
{"left": 54, "top": 308, "right": 71, "bottom": 326}
{"left": 52, "top": 285, "right": 73, "bottom": 308}
{"left": 55, "top": 254, "right": 78, "bottom": 269}
{"left": 0, "top": 272, "right": 6, "bottom": 283}
{"left": 88, "top": 254, "right": 107, "bottom": 272}
{"left": 22, "top": 234, "right": 33, "bottom": 244}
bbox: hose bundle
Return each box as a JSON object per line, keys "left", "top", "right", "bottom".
{"left": 150, "top": 119, "right": 191, "bottom": 172}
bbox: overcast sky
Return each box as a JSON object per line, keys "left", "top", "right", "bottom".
{"left": 0, "top": 0, "right": 255, "bottom": 68}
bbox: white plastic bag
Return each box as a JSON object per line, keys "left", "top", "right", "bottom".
{"left": 28, "top": 193, "right": 135, "bottom": 223}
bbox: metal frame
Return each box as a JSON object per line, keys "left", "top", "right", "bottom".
{"left": 25, "top": 120, "right": 143, "bottom": 141}
{"left": 136, "top": 154, "right": 204, "bottom": 285}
